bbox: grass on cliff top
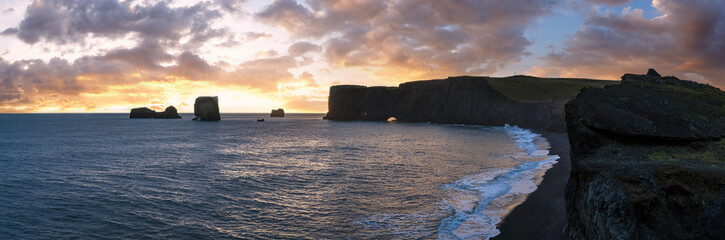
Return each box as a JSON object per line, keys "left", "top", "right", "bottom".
{"left": 647, "top": 139, "right": 725, "bottom": 166}
{"left": 487, "top": 75, "right": 617, "bottom": 103}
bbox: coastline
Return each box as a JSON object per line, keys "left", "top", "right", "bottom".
{"left": 493, "top": 132, "right": 571, "bottom": 240}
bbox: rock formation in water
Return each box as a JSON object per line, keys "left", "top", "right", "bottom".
{"left": 193, "top": 96, "right": 220, "bottom": 121}
{"left": 564, "top": 70, "right": 725, "bottom": 239}
{"left": 270, "top": 108, "right": 285, "bottom": 117}
{"left": 324, "top": 76, "right": 615, "bottom": 132}
{"left": 129, "top": 106, "right": 182, "bottom": 119}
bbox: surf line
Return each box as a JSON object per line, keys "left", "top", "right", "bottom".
{"left": 437, "top": 124, "right": 560, "bottom": 240}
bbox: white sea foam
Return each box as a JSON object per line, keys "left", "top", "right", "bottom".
{"left": 356, "top": 124, "right": 559, "bottom": 240}
{"left": 436, "top": 124, "right": 559, "bottom": 240}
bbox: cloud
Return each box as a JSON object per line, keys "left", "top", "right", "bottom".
{"left": 587, "top": 0, "right": 630, "bottom": 5}
{"left": 256, "top": 0, "right": 558, "bottom": 81}
{"left": 0, "top": 0, "right": 326, "bottom": 112}
{"left": 288, "top": 41, "right": 321, "bottom": 56}
{"left": 244, "top": 31, "right": 273, "bottom": 40}
{"left": 0, "top": 57, "right": 82, "bottom": 103}
{"left": 10, "top": 0, "right": 226, "bottom": 45}
{"left": 1, "top": 28, "right": 18, "bottom": 35}
{"left": 224, "top": 56, "right": 298, "bottom": 90}
{"left": 216, "top": 0, "right": 248, "bottom": 13}
{"left": 533, "top": 0, "right": 725, "bottom": 87}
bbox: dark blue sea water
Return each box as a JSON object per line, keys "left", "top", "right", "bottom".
{"left": 0, "top": 113, "right": 558, "bottom": 239}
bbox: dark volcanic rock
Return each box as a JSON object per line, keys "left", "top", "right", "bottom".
{"left": 159, "top": 106, "right": 181, "bottom": 118}
{"left": 193, "top": 96, "right": 220, "bottom": 121}
{"left": 130, "top": 107, "right": 156, "bottom": 118}
{"left": 324, "top": 76, "right": 580, "bottom": 132}
{"left": 572, "top": 79, "right": 725, "bottom": 142}
{"left": 270, "top": 108, "right": 285, "bottom": 117}
{"left": 646, "top": 68, "right": 661, "bottom": 77}
{"left": 564, "top": 71, "right": 725, "bottom": 240}
{"left": 129, "top": 106, "right": 182, "bottom": 119}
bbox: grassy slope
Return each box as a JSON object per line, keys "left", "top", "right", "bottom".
{"left": 487, "top": 76, "right": 618, "bottom": 103}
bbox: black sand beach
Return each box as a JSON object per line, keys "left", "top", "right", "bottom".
{"left": 494, "top": 132, "right": 571, "bottom": 240}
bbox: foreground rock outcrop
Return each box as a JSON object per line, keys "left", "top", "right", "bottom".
{"left": 270, "top": 108, "right": 285, "bottom": 117}
{"left": 324, "top": 76, "right": 614, "bottom": 132}
{"left": 193, "top": 96, "right": 220, "bottom": 121}
{"left": 129, "top": 106, "right": 181, "bottom": 119}
{"left": 565, "top": 70, "right": 725, "bottom": 239}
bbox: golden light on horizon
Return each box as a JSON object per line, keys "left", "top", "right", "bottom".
{"left": 0, "top": 0, "right": 723, "bottom": 113}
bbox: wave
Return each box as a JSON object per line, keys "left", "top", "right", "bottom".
{"left": 436, "top": 124, "right": 559, "bottom": 239}
{"left": 356, "top": 124, "right": 559, "bottom": 239}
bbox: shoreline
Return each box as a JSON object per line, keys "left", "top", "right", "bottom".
{"left": 493, "top": 132, "right": 571, "bottom": 240}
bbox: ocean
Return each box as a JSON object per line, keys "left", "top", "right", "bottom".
{"left": 0, "top": 113, "right": 558, "bottom": 239}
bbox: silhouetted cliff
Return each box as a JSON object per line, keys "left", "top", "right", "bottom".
{"left": 270, "top": 108, "right": 285, "bottom": 117}
{"left": 324, "top": 76, "right": 614, "bottom": 132}
{"left": 129, "top": 106, "right": 181, "bottom": 119}
{"left": 193, "top": 96, "right": 220, "bottom": 121}
{"left": 564, "top": 71, "right": 725, "bottom": 239}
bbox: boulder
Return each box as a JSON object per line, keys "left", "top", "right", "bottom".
{"left": 270, "top": 108, "right": 285, "bottom": 117}
{"left": 129, "top": 106, "right": 182, "bottom": 119}
{"left": 564, "top": 70, "right": 725, "bottom": 240}
{"left": 193, "top": 96, "right": 220, "bottom": 121}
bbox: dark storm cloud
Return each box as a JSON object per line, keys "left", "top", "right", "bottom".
{"left": 257, "top": 0, "right": 559, "bottom": 79}
{"left": 537, "top": 0, "right": 725, "bottom": 86}
{"left": 11, "top": 0, "right": 226, "bottom": 45}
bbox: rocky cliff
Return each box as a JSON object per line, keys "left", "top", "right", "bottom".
{"left": 270, "top": 108, "right": 285, "bottom": 117}
{"left": 193, "top": 96, "right": 220, "bottom": 121}
{"left": 129, "top": 106, "right": 181, "bottom": 119}
{"left": 564, "top": 70, "right": 725, "bottom": 239}
{"left": 324, "top": 76, "right": 614, "bottom": 132}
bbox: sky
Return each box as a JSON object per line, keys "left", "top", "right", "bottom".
{"left": 0, "top": 0, "right": 723, "bottom": 113}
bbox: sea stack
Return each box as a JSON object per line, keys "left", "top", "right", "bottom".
{"left": 564, "top": 70, "right": 725, "bottom": 239}
{"left": 129, "top": 106, "right": 182, "bottom": 119}
{"left": 193, "top": 96, "right": 221, "bottom": 121}
{"left": 270, "top": 108, "right": 285, "bottom": 117}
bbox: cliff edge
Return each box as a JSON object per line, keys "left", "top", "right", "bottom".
{"left": 324, "top": 76, "right": 614, "bottom": 132}
{"left": 564, "top": 70, "right": 725, "bottom": 239}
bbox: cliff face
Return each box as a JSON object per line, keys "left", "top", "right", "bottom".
{"left": 324, "top": 76, "right": 611, "bottom": 132}
{"left": 129, "top": 106, "right": 181, "bottom": 119}
{"left": 193, "top": 96, "right": 221, "bottom": 121}
{"left": 564, "top": 71, "right": 725, "bottom": 239}
{"left": 270, "top": 108, "right": 285, "bottom": 117}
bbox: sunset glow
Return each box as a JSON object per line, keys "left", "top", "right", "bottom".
{"left": 0, "top": 0, "right": 723, "bottom": 113}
